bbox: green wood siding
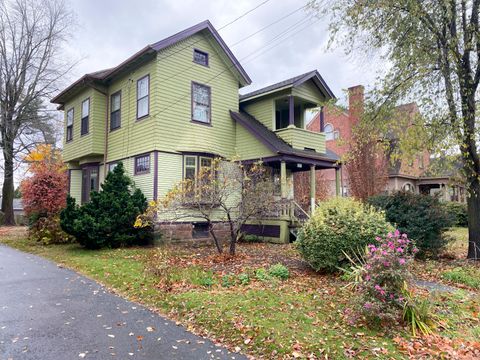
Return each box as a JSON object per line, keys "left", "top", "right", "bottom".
{"left": 69, "top": 169, "right": 82, "bottom": 203}
{"left": 63, "top": 88, "right": 106, "bottom": 162}
{"left": 157, "top": 152, "right": 183, "bottom": 197}
{"left": 117, "top": 154, "right": 155, "bottom": 201}
{"left": 154, "top": 33, "right": 239, "bottom": 157}
{"left": 292, "top": 80, "right": 325, "bottom": 105}
{"left": 235, "top": 123, "right": 275, "bottom": 160}
{"left": 106, "top": 60, "right": 158, "bottom": 162}
{"left": 274, "top": 127, "right": 326, "bottom": 153}
{"left": 242, "top": 97, "right": 274, "bottom": 130}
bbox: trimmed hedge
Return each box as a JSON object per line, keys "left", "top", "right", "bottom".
{"left": 443, "top": 202, "right": 468, "bottom": 227}
{"left": 296, "top": 197, "right": 393, "bottom": 272}
{"left": 368, "top": 191, "right": 453, "bottom": 257}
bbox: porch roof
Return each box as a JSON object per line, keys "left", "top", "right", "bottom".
{"left": 239, "top": 70, "right": 335, "bottom": 102}
{"left": 230, "top": 110, "right": 340, "bottom": 168}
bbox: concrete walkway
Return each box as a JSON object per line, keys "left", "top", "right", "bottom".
{"left": 0, "top": 245, "right": 245, "bottom": 360}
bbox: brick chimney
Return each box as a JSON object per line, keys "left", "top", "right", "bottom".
{"left": 348, "top": 85, "right": 364, "bottom": 124}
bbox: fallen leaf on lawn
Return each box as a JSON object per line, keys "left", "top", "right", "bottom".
{"left": 292, "top": 350, "right": 304, "bottom": 358}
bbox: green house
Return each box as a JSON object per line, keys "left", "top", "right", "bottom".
{"left": 51, "top": 20, "right": 341, "bottom": 243}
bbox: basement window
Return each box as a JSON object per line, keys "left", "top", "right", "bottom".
{"left": 192, "top": 222, "right": 209, "bottom": 238}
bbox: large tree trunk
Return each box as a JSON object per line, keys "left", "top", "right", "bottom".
{"left": 1, "top": 145, "right": 15, "bottom": 225}
{"left": 467, "top": 179, "right": 480, "bottom": 260}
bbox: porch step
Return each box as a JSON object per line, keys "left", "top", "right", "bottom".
{"left": 289, "top": 227, "right": 299, "bottom": 242}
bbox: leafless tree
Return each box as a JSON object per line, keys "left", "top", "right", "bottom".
{"left": 136, "top": 159, "right": 279, "bottom": 256}
{"left": 0, "top": 0, "right": 74, "bottom": 224}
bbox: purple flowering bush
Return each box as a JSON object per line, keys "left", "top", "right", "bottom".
{"left": 357, "top": 230, "right": 418, "bottom": 324}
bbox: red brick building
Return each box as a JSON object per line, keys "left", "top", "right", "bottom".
{"left": 307, "top": 85, "right": 465, "bottom": 202}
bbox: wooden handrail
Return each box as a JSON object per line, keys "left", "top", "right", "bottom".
{"left": 292, "top": 200, "right": 310, "bottom": 219}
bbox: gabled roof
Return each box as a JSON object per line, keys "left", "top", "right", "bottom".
{"left": 230, "top": 111, "right": 339, "bottom": 166}
{"left": 52, "top": 20, "right": 251, "bottom": 105}
{"left": 239, "top": 70, "right": 335, "bottom": 102}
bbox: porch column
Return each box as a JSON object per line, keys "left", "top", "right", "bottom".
{"left": 444, "top": 183, "right": 450, "bottom": 201}
{"left": 280, "top": 161, "right": 287, "bottom": 198}
{"left": 310, "top": 165, "right": 316, "bottom": 214}
{"left": 288, "top": 95, "right": 295, "bottom": 126}
{"left": 320, "top": 106, "right": 325, "bottom": 132}
{"left": 335, "top": 167, "right": 341, "bottom": 196}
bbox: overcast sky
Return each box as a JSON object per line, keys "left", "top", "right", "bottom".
{"left": 62, "top": 0, "right": 381, "bottom": 105}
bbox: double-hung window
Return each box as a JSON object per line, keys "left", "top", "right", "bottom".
{"left": 184, "top": 156, "right": 214, "bottom": 179}
{"left": 192, "top": 82, "right": 210, "bottom": 124}
{"left": 81, "top": 98, "right": 89, "bottom": 135}
{"left": 134, "top": 154, "right": 150, "bottom": 175}
{"left": 66, "top": 108, "right": 74, "bottom": 141}
{"left": 110, "top": 91, "right": 121, "bottom": 130}
{"left": 184, "top": 156, "right": 197, "bottom": 181}
{"left": 108, "top": 162, "right": 118, "bottom": 173}
{"left": 137, "top": 75, "right": 149, "bottom": 119}
{"left": 199, "top": 157, "right": 212, "bottom": 176}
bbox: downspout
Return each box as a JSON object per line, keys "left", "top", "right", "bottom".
{"left": 103, "top": 91, "right": 109, "bottom": 179}
{"left": 87, "top": 81, "right": 109, "bottom": 178}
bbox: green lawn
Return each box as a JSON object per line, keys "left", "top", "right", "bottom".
{"left": 1, "top": 227, "right": 479, "bottom": 359}
{"left": 413, "top": 227, "right": 480, "bottom": 291}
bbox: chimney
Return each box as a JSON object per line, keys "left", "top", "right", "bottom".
{"left": 348, "top": 85, "right": 364, "bottom": 124}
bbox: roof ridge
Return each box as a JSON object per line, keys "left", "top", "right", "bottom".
{"left": 239, "top": 69, "right": 335, "bottom": 101}
{"left": 52, "top": 20, "right": 250, "bottom": 104}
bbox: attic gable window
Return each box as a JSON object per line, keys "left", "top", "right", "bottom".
{"left": 192, "top": 82, "right": 211, "bottom": 124}
{"left": 81, "top": 98, "right": 90, "bottom": 135}
{"left": 137, "top": 75, "right": 149, "bottom": 119}
{"left": 66, "top": 108, "right": 74, "bottom": 142}
{"left": 193, "top": 49, "right": 208, "bottom": 66}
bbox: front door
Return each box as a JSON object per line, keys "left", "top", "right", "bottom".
{"left": 81, "top": 165, "right": 99, "bottom": 204}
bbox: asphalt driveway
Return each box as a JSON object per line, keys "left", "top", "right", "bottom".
{"left": 0, "top": 245, "right": 244, "bottom": 359}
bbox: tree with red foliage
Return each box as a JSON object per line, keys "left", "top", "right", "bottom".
{"left": 21, "top": 144, "right": 68, "bottom": 217}
{"left": 294, "top": 171, "right": 330, "bottom": 212}
{"left": 20, "top": 144, "right": 71, "bottom": 243}
{"left": 344, "top": 122, "right": 388, "bottom": 202}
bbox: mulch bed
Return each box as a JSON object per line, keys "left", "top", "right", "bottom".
{"left": 165, "top": 241, "right": 314, "bottom": 275}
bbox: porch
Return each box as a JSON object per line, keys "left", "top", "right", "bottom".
{"left": 243, "top": 157, "right": 341, "bottom": 244}
{"left": 418, "top": 177, "right": 467, "bottom": 203}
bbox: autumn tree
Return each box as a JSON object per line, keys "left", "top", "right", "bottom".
{"left": 313, "top": 0, "right": 480, "bottom": 259}
{"left": 21, "top": 144, "right": 67, "bottom": 217}
{"left": 293, "top": 171, "right": 330, "bottom": 211}
{"left": 0, "top": 0, "right": 74, "bottom": 225}
{"left": 20, "top": 144, "right": 70, "bottom": 243}
{"left": 344, "top": 122, "right": 389, "bottom": 201}
{"left": 136, "top": 159, "right": 278, "bottom": 256}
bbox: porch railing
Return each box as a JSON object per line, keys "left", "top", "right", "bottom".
{"left": 265, "top": 199, "right": 310, "bottom": 224}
